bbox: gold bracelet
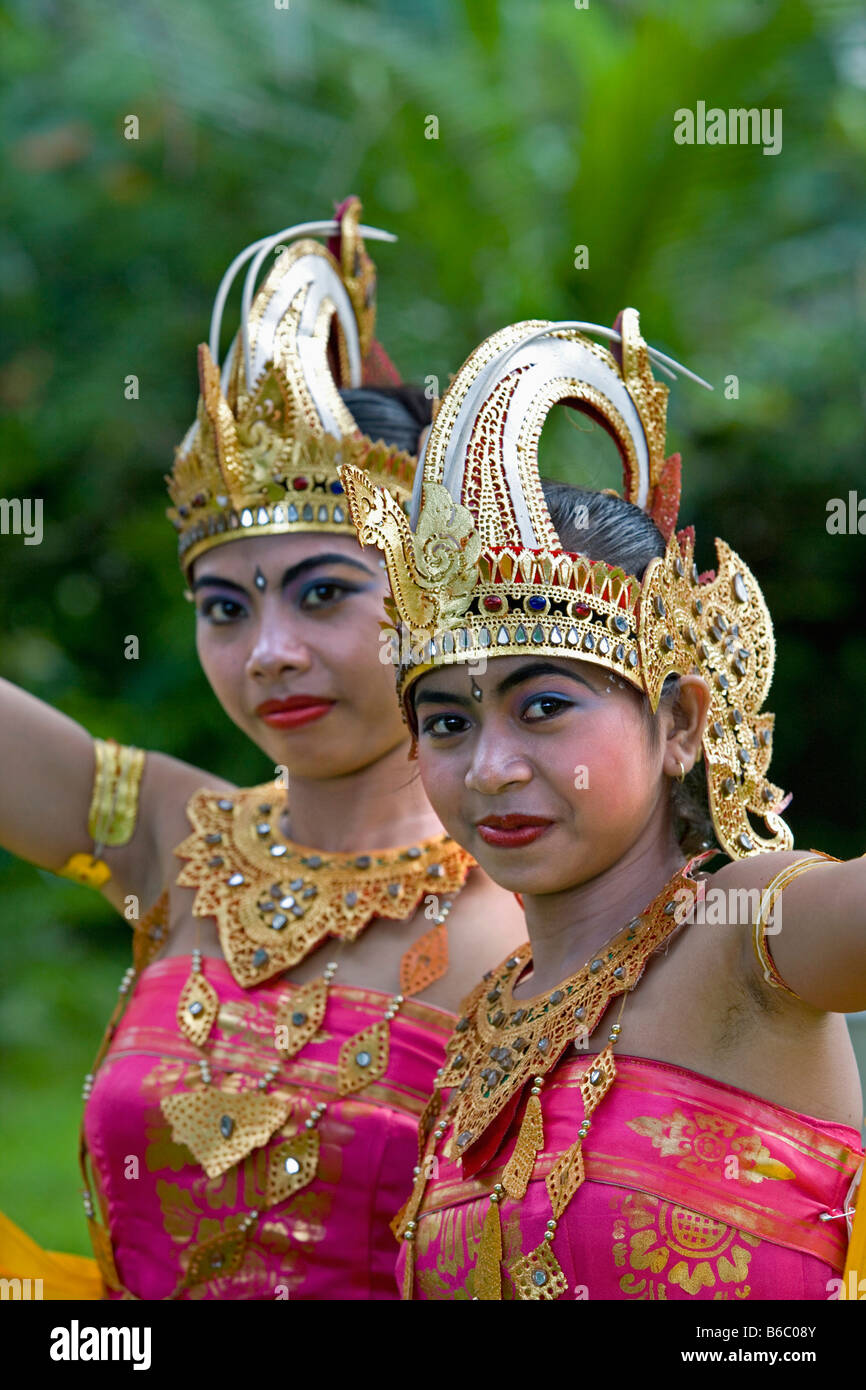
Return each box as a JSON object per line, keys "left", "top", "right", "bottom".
{"left": 753, "top": 852, "right": 838, "bottom": 998}
{"left": 57, "top": 739, "right": 146, "bottom": 888}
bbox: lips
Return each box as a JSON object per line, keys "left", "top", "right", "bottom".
{"left": 255, "top": 695, "right": 336, "bottom": 730}
{"left": 475, "top": 814, "right": 554, "bottom": 849}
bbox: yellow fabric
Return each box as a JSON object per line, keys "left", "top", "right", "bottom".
{"left": 56, "top": 851, "right": 112, "bottom": 887}
{"left": 0, "top": 1210, "right": 103, "bottom": 1300}
{"left": 842, "top": 1162, "right": 866, "bottom": 1299}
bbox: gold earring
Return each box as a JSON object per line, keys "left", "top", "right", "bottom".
{"left": 676, "top": 760, "right": 686, "bottom": 783}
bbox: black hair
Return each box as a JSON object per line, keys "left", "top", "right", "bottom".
{"left": 339, "top": 386, "right": 432, "bottom": 456}
{"left": 541, "top": 479, "right": 717, "bottom": 856}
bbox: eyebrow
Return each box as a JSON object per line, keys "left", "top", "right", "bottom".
{"left": 191, "top": 553, "right": 375, "bottom": 595}
{"left": 414, "top": 661, "right": 598, "bottom": 709}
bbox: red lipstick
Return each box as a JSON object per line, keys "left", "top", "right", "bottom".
{"left": 475, "top": 814, "right": 554, "bottom": 848}
{"left": 255, "top": 696, "right": 336, "bottom": 730}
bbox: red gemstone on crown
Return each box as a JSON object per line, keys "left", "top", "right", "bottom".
{"left": 483, "top": 596, "right": 504, "bottom": 611}
{"left": 292, "top": 477, "right": 309, "bottom": 491}
{"left": 573, "top": 603, "right": 591, "bottom": 618}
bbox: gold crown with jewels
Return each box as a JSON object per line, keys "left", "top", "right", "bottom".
{"left": 167, "top": 198, "right": 417, "bottom": 574}
{"left": 340, "top": 312, "right": 793, "bottom": 861}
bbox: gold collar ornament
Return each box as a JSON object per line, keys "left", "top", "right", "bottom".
{"left": 174, "top": 784, "right": 474, "bottom": 988}
{"left": 166, "top": 196, "right": 417, "bottom": 576}
{"left": 160, "top": 859, "right": 467, "bottom": 1285}
{"left": 394, "top": 855, "right": 711, "bottom": 1300}
{"left": 340, "top": 312, "right": 793, "bottom": 863}
{"left": 77, "top": 858, "right": 467, "bottom": 1298}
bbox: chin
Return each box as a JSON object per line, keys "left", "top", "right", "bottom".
{"left": 467, "top": 845, "right": 555, "bottom": 896}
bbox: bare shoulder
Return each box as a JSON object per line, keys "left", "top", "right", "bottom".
{"left": 700, "top": 848, "right": 847, "bottom": 1013}
{"left": 704, "top": 849, "right": 821, "bottom": 894}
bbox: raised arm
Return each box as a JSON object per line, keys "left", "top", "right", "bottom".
{"left": 0, "top": 676, "right": 233, "bottom": 915}
{"left": 0, "top": 677, "right": 107, "bottom": 872}
{"left": 715, "top": 849, "right": 866, "bottom": 1013}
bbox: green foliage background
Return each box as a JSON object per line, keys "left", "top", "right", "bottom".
{"left": 0, "top": 0, "right": 864, "bottom": 1253}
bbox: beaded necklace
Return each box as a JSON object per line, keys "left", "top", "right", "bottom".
{"left": 393, "top": 854, "right": 711, "bottom": 1300}
{"left": 78, "top": 786, "right": 473, "bottom": 1298}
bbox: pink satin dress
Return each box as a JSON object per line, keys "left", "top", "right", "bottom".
{"left": 400, "top": 1052, "right": 862, "bottom": 1300}
{"left": 84, "top": 956, "right": 452, "bottom": 1299}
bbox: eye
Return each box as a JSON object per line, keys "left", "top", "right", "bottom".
{"left": 199, "top": 597, "right": 246, "bottom": 625}
{"left": 522, "top": 693, "right": 573, "bottom": 722}
{"left": 299, "top": 580, "right": 357, "bottom": 611}
{"left": 420, "top": 713, "right": 472, "bottom": 738}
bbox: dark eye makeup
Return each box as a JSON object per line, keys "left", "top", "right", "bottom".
{"left": 197, "top": 574, "right": 368, "bottom": 625}
{"left": 419, "top": 688, "right": 578, "bottom": 738}
{"left": 298, "top": 577, "right": 365, "bottom": 611}
{"left": 198, "top": 595, "right": 247, "bottom": 625}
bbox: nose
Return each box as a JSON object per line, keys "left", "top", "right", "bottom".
{"left": 245, "top": 604, "right": 313, "bottom": 682}
{"left": 463, "top": 723, "right": 533, "bottom": 796}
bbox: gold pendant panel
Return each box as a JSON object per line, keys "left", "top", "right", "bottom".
{"left": 160, "top": 1088, "right": 290, "bottom": 1180}
{"left": 273, "top": 978, "right": 328, "bottom": 1058}
{"left": 265, "top": 1132, "right": 320, "bottom": 1206}
{"left": 441, "top": 867, "right": 701, "bottom": 1161}
{"left": 507, "top": 1241, "right": 568, "bottom": 1301}
{"left": 337, "top": 1020, "right": 390, "bottom": 1096}
{"left": 177, "top": 972, "right": 220, "bottom": 1048}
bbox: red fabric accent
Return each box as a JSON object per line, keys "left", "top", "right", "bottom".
{"left": 362, "top": 339, "right": 402, "bottom": 388}
{"left": 326, "top": 197, "right": 356, "bottom": 259}
{"left": 649, "top": 453, "right": 682, "bottom": 541}
{"left": 460, "top": 1087, "right": 524, "bottom": 1180}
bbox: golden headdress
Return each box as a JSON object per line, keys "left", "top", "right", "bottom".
{"left": 167, "top": 198, "right": 417, "bottom": 573}
{"left": 340, "top": 311, "right": 793, "bottom": 861}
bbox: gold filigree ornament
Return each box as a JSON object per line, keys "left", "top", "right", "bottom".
{"left": 57, "top": 738, "right": 146, "bottom": 888}
{"left": 395, "top": 858, "right": 712, "bottom": 1300}
{"left": 166, "top": 197, "right": 419, "bottom": 576}
{"left": 183, "top": 1225, "right": 250, "bottom": 1289}
{"left": 154, "top": 797, "right": 472, "bottom": 1289}
{"left": 341, "top": 312, "right": 794, "bottom": 864}
{"left": 160, "top": 1087, "right": 291, "bottom": 1181}
{"left": 174, "top": 783, "right": 474, "bottom": 988}
{"left": 266, "top": 1131, "right": 321, "bottom": 1206}
{"left": 177, "top": 960, "right": 220, "bottom": 1048}
{"left": 76, "top": 799, "right": 471, "bottom": 1298}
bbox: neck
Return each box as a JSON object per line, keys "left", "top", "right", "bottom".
{"left": 519, "top": 822, "right": 688, "bottom": 997}
{"left": 279, "top": 739, "right": 446, "bottom": 853}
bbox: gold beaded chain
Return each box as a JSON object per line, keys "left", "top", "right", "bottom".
{"left": 78, "top": 848, "right": 468, "bottom": 1297}
{"left": 394, "top": 855, "right": 711, "bottom": 1300}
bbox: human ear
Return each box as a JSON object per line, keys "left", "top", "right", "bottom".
{"left": 663, "top": 674, "right": 711, "bottom": 779}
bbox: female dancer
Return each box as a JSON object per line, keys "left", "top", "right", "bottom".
{"left": 341, "top": 311, "right": 865, "bottom": 1300}
{"left": 0, "top": 201, "right": 524, "bottom": 1299}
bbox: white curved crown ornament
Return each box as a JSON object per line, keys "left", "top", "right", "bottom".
{"left": 340, "top": 312, "right": 793, "bottom": 861}
{"left": 167, "top": 197, "right": 416, "bottom": 574}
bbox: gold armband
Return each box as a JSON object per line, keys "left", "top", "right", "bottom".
{"left": 57, "top": 739, "right": 146, "bottom": 887}
{"left": 88, "top": 738, "right": 146, "bottom": 846}
{"left": 752, "top": 852, "right": 838, "bottom": 999}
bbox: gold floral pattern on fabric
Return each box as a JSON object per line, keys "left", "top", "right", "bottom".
{"left": 414, "top": 1203, "right": 523, "bottom": 1300}
{"left": 140, "top": 1059, "right": 339, "bottom": 1297}
{"left": 627, "top": 1108, "right": 795, "bottom": 1185}
{"left": 612, "top": 1190, "right": 760, "bottom": 1300}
